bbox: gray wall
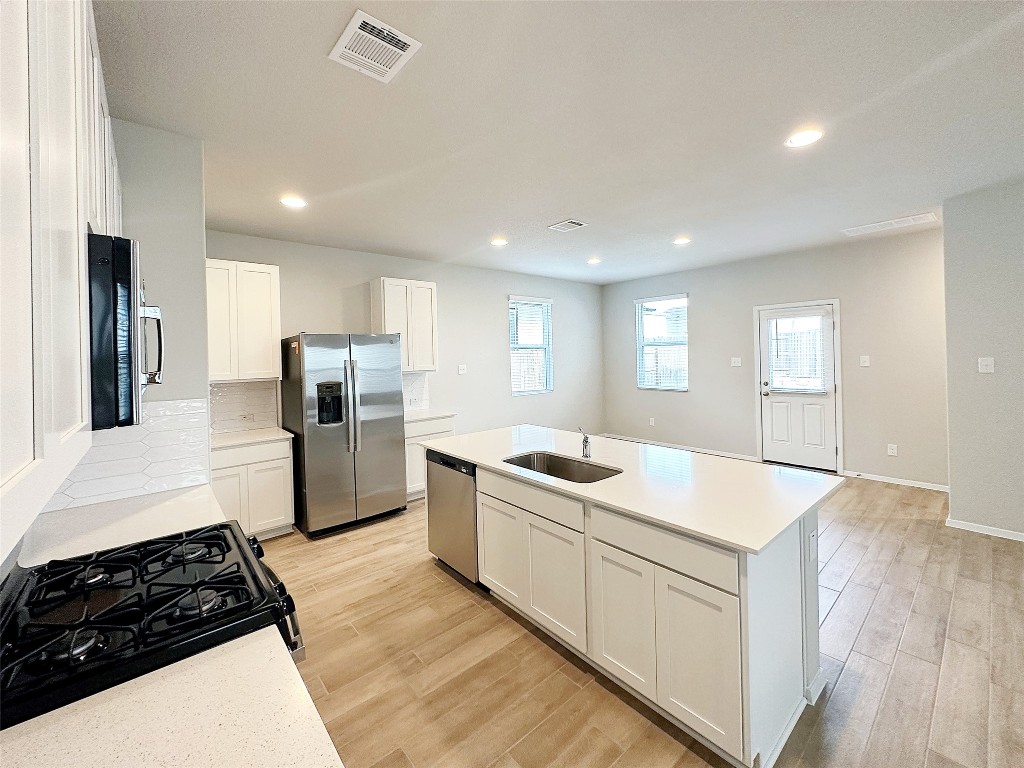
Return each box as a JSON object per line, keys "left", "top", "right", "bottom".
{"left": 205, "top": 231, "right": 605, "bottom": 436}
{"left": 602, "top": 229, "right": 949, "bottom": 486}
{"left": 112, "top": 119, "right": 208, "bottom": 401}
{"left": 943, "top": 177, "right": 1024, "bottom": 536}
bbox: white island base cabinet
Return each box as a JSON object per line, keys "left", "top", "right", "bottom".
{"left": 211, "top": 439, "right": 294, "bottom": 538}
{"left": 473, "top": 469, "right": 816, "bottom": 768}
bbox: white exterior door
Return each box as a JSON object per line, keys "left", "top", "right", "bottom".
{"left": 758, "top": 304, "right": 838, "bottom": 471}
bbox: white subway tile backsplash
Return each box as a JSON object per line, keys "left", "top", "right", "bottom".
{"left": 42, "top": 398, "right": 211, "bottom": 512}
{"left": 210, "top": 381, "right": 278, "bottom": 433}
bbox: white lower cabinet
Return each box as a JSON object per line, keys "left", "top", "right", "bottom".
{"left": 524, "top": 512, "right": 587, "bottom": 653}
{"left": 589, "top": 540, "right": 657, "bottom": 700}
{"left": 405, "top": 415, "right": 455, "bottom": 498}
{"left": 477, "top": 494, "right": 527, "bottom": 606}
{"left": 211, "top": 440, "right": 294, "bottom": 537}
{"left": 246, "top": 458, "right": 293, "bottom": 533}
{"left": 655, "top": 566, "right": 743, "bottom": 759}
{"left": 477, "top": 492, "right": 587, "bottom": 653}
{"left": 211, "top": 465, "right": 247, "bottom": 523}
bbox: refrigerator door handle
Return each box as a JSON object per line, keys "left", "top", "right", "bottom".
{"left": 351, "top": 360, "right": 362, "bottom": 451}
{"left": 344, "top": 359, "right": 356, "bottom": 453}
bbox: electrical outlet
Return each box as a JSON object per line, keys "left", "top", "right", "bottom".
{"left": 730, "top": 357, "right": 742, "bottom": 367}
{"left": 458, "top": 364, "right": 467, "bottom": 375}
{"left": 240, "top": 413, "right": 254, "bottom": 422}
{"left": 978, "top": 357, "right": 995, "bottom": 374}
{"left": 649, "top": 418, "right": 655, "bottom": 426}
{"left": 887, "top": 444, "right": 898, "bottom": 457}
{"left": 860, "top": 355, "right": 871, "bottom": 367}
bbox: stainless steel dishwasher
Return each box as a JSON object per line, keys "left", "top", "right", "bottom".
{"left": 425, "top": 449, "right": 478, "bottom": 582}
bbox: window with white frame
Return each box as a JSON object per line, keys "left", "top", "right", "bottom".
{"left": 636, "top": 294, "right": 688, "bottom": 391}
{"left": 509, "top": 297, "right": 553, "bottom": 395}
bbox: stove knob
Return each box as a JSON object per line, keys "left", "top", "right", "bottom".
{"left": 246, "top": 535, "right": 264, "bottom": 558}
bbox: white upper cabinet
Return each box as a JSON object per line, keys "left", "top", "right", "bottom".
{"left": 205, "top": 259, "right": 281, "bottom": 381}
{"left": 370, "top": 277, "right": 438, "bottom": 371}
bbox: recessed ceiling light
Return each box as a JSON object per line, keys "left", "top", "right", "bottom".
{"left": 673, "top": 237, "right": 692, "bottom": 246}
{"left": 784, "top": 128, "right": 823, "bottom": 148}
{"left": 490, "top": 237, "right": 508, "bottom": 247}
{"left": 587, "top": 257, "right": 601, "bottom": 265}
{"left": 280, "top": 196, "right": 307, "bottom": 208}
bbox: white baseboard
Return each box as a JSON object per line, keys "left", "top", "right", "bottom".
{"left": 805, "top": 667, "right": 828, "bottom": 705}
{"left": 945, "top": 517, "right": 1024, "bottom": 543}
{"left": 839, "top": 471, "right": 949, "bottom": 493}
{"left": 601, "top": 433, "right": 759, "bottom": 463}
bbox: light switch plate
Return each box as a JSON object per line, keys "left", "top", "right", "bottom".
{"left": 978, "top": 357, "right": 995, "bottom": 374}
{"left": 649, "top": 418, "right": 655, "bottom": 426}
{"left": 457, "top": 364, "right": 467, "bottom": 375}
{"left": 730, "top": 357, "right": 742, "bottom": 367}
{"left": 860, "top": 355, "right": 870, "bottom": 367}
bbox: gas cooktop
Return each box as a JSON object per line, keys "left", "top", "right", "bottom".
{"left": 0, "top": 522, "right": 302, "bottom": 730}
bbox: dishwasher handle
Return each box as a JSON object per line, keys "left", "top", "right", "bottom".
{"left": 426, "top": 449, "right": 476, "bottom": 477}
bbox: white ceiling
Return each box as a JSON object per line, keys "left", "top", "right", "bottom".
{"left": 94, "top": 1, "right": 1024, "bottom": 285}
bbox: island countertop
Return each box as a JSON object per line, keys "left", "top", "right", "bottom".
{"left": 421, "top": 425, "right": 844, "bottom": 554}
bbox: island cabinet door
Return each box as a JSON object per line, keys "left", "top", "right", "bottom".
{"left": 589, "top": 540, "right": 657, "bottom": 700}
{"left": 477, "top": 494, "right": 527, "bottom": 609}
{"left": 655, "top": 566, "right": 743, "bottom": 760}
{"left": 524, "top": 512, "right": 587, "bottom": 653}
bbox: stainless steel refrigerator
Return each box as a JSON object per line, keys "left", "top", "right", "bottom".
{"left": 281, "top": 333, "right": 407, "bottom": 536}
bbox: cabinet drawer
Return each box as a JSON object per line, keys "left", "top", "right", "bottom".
{"left": 591, "top": 506, "right": 738, "bottom": 594}
{"left": 211, "top": 439, "right": 291, "bottom": 470}
{"left": 405, "top": 416, "right": 454, "bottom": 440}
{"left": 478, "top": 470, "right": 584, "bottom": 533}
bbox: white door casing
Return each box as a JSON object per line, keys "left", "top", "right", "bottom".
{"left": 756, "top": 302, "right": 840, "bottom": 472}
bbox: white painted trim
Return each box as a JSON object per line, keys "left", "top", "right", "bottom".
{"left": 805, "top": 667, "right": 828, "bottom": 705}
{"left": 600, "top": 434, "right": 759, "bottom": 463}
{"left": 508, "top": 294, "right": 551, "bottom": 305}
{"left": 762, "top": 699, "right": 807, "bottom": 768}
{"left": 633, "top": 292, "right": 688, "bottom": 304}
{"left": 752, "top": 299, "right": 844, "bottom": 474}
{"left": 841, "top": 470, "right": 949, "bottom": 493}
{"left": 945, "top": 518, "right": 1024, "bottom": 543}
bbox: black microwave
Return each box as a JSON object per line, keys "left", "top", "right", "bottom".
{"left": 87, "top": 234, "right": 164, "bottom": 429}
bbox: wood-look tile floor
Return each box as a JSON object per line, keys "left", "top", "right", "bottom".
{"left": 262, "top": 478, "right": 1024, "bottom": 768}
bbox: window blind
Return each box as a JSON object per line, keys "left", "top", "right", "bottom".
{"left": 509, "top": 298, "right": 553, "bottom": 395}
{"left": 636, "top": 295, "right": 688, "bottom": 391}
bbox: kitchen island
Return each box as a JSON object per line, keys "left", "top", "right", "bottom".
{"left": 422, "top": 425, "right": 844, "bottom": 768}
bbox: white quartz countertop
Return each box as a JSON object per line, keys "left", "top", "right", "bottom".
{"left": 0, "top": 628, "right": 342, "bottom": 768}
{"left": 422, "top": 425, "right": 844, "bottom": 554}
{"left": 404, "top": 408, "right": 455, "bottom": 423}
{"left": 6, "top": 485, "right": 342, "bottom": 767}
{"left": 18, "top": 485, "right": 231, "bottom": 567}
{"left": 211, "top": 427, "right": 293, "bottom": 450}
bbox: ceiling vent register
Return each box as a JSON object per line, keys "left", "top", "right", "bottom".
{"left": 328, "top": 10, "right": 422, "bottom": 83}
{"left": 841, "top": 212, "right": 938, "bottom": 237}
{"left": 548, "top": 220, "right": 589, "bottom": 232}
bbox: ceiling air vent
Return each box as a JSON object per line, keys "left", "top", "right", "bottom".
{"left": 328, "top": 10, "right": 421, "bottom": 84}
{"left": 548, "top": 219, "right": 589, "bottom": 232}
{"left": 842, "top": 212, "right": 938, "bottom": 237}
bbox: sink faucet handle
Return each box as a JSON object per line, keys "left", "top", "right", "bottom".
{"left": 578, "top": 426, "right": 587, "bottom": 436}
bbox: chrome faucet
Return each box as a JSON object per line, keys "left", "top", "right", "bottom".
{"left": 578, "top": 427, "right": 591, "bottom": 459}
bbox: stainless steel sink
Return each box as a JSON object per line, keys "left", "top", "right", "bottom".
{"left": 503, "top": 452, "right": 622, "bottom": 483}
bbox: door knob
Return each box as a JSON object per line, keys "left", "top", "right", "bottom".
{"left": 761, "top": 391, "right": 770, "bottom": 397}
